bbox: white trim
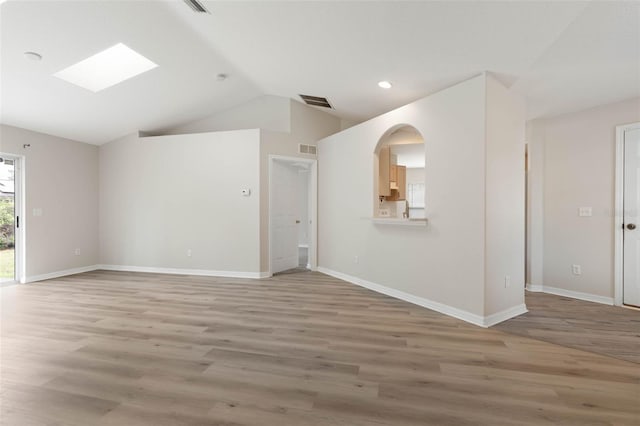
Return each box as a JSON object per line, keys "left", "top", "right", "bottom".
{"left": 268, "top": 155, "right": 318, "bottom": 276}
{"left": 527, "top": 284, "right": 614, "bottom": 305}
{"left": 484, "top": 304, "right": 528, "bottom": 327}
{"left": 298, "top": 244, "right": 309, "bottom": 248}
{"left": 24, "top": 265, "right": 100, "bottom": 283}
{"left": 525, "top": 283, "right": 543, "bottom": 292}
{"left": 15, "top": 156, "right": 25, "bottom": 284}
{"left": 614, "top": 122, "right": 640, "bottom": 306}
{"left": 371, "top": 217, "right": 428, "bottom": 226}
{"left": 98, "top": 264, "right": 270, "bottom": 279}
{"left": 317, "top": 267, "right": 526, "bottom": 327}
{"left": 0, "top": 152, "right": 26, "bottom": 284}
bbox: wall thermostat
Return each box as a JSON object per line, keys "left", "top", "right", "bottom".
{"left": 241, "top": 189, "right": 251, "bottom": 196}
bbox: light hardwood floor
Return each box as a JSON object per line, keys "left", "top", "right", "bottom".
{"left": 1, "top": 270, "right": 638, "bottom": 425}
{"left": 496, "top": 291, "right": 640, "bottom": 364}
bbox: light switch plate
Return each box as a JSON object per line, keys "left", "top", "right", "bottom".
{"left": 578, "top": 207, "right": 592, "bottom": 217}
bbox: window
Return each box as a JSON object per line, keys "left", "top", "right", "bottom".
{"left": 407, "top": 182, "right": 425, "bottom": 208}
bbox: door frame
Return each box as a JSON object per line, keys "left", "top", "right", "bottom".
{"left": 0, "top": 152, "right": 25, "bottom": 285}
{"left": 614, "top": 122, "right": 640, "bottom": 306}
{"left": 268, "top": 155, "right": 317, "bottom": 276}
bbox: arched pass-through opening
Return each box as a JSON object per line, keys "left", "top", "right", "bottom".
{"left": 374, "top": 125, "right": 426, "bottom": 219}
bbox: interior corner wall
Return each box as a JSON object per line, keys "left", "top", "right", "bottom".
{"left": 258, "top": 104, "right": 341, "bottom": 273}
{"left": 99, "top": 129, "right": 261, "bottom": 276}
{"left": 290, "top": 100, "right": 345, "bottom": 144}
{"left": 528, "top": 97, "right": 640, "bottom": 301}
{"left": 317, "top": 75, "right": 488, "bottom": 319}
{"left": 0, "top": 124, "right": 99, "bottom": 281}
{"left": 526, "top": 121, "right": 544, "bottom": 289}
{"left": 164, "top": 95, "right": 292, "bottom": 135}
{"left": 484, "top": 75, "right": 526, "bottom": 317}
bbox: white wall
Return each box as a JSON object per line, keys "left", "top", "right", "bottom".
{"left": 164, "top": 95, "right": 291, "bottom": 135}
{"left": 318, "top": 74, "right": 525, "bottom": 325}
{"left": 528, "top": 97, "right": 640, "bottom": 301}
{"left": 340, "top": 118, "right": 362, "bottom": 131}
{"left": 526, "top": 123, "right": 545, "bottom": 288}
{"left": 258, "top": 101, "right": 341, "bottom": 272}
{"left": 0, "top": 124, "right": 99, "bottom": 281}
{"left": 99, "top": 130, "right": 262, "bottom": 276}
{"left": 406, "top": 168, "right": 425, "bottom": 187}
{"left": 484, "top": 74, "right": 526, "bottom": 316}
{"left": 102, "top": 95, "right": 341, "bottom": 276}
{"left": 319, "top": 75, "right": 484, "bottom": 320}
{"left": 290, "top": 100, "right": 342, "bottom": 144}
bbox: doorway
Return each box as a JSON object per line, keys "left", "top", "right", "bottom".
{"left": 615, "top": 122, "right": 640, "bottom": 307}
{"left": 269, "top": 155, "right": 317, "bottom": 275}
{"left": 0, "top": 154, "right": 23, "bottom": 285}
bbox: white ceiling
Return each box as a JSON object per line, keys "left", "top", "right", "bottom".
{"left": 1, "top": 1, "right": 638, "bottom": 145}
{"left": 392, "top": 143, "right": 425, "bottom": 169}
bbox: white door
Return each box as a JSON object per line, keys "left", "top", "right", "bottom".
{"left": 0, "top": 155, "right": 20, "bottom": 284}
{"left": 270, "top": 160, "right": 299, "bottom": 274}
{"left": 623, "top": 128, "right": 640, "bottom": 307}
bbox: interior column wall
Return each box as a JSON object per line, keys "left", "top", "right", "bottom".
{"left": 484, "top": 74, "right": 526, "bottom": 317}
{"left": 317, "top": 76, "right": 489, "bottom": 320}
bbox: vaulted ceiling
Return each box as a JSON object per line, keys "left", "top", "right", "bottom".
{"left": 1, "top": 1, "right": 638, "bottom": 145}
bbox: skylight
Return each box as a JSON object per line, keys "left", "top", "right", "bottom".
{"left": 54, "top": 43, "right": 158, "bottom": 92}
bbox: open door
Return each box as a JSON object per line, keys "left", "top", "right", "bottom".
{"left": 269, "top": 156, "right": 317, "bottom": 275}
{"left": 270, "top": 159, "right": 301, "bottom": 274}
{"left": 0, "top": 155, "right": 20, "bottom": 285}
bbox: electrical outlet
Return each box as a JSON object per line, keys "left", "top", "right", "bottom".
{"left": 74, "top": 248, "right": 81, "bottom": 256}
{"left": 572, "top": 264, "right": 582, "bottom": 275}
{"left": 187, "top": 249, "right": 192, "bottom": 257}
{"left": 354, "top": 255, "right": 359, "bottom": 264}
{"left": 504, "top": 275, "right": 511, "bottom": 288}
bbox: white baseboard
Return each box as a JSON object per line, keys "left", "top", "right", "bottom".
{"left": 24, "top": 265, "right": 100, "bottom": 283}
{"left": 97, "top": 264, "right": 269, "bottom": 279}
{"left": 525, "top": 283, "right": 543, "bottom": 292}
{"left": 484, "top": 304, "right": 528, "bottom": 327}
{"left": 529, "top": 284, "right": 614, "bottom": 305}
{"left": 317, "top": 267, "right": 526, "bottom": 328}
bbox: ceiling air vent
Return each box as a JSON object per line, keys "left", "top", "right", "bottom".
{"left": 299, "top": 94, "right": 333, "bottom": 109}
{"left": 299, "top": 144, "right": 317, "bottom": 155}
{"left": 183, "top": 0, "right": 210, "bottom": 13}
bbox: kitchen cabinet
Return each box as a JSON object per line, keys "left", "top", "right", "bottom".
{"left": 378, "top": 146, "right": 391, "bottom": 196}
{"left": 378, "top": 145, "right": 406, "bottom": 200}
{"left": 387, "top": 165, "right": 406, "bottom": 201}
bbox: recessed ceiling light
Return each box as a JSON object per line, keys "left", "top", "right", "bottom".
{"left": 378, "top": 81, "right": 392, "bottom": 89}
{"left": 54, "top": 43, "right": 158, "bottom": 92}
{"left": 24, "top": 52, "right": 42, "bottom": 62}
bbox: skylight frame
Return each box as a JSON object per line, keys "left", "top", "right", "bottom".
{"left": 54, "top": 43, "right": 158, "bottom": 92}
